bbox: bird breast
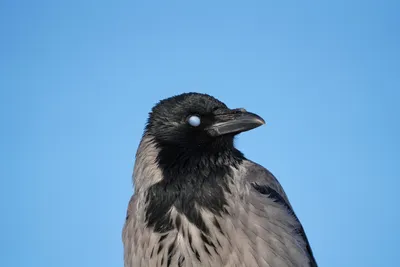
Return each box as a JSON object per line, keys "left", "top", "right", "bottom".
{"left": 124, "top": 190, "right": 310, "bottom": 267}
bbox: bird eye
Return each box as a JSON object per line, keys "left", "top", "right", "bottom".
{"left": 188, "top": 115, "right": 201, "bottom": 127}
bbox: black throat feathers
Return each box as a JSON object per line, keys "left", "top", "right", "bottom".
{"left": 145, "top": 138, "right": 244, "bottom": 234}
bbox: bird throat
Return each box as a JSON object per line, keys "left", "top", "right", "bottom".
{"left": 145, "top": 141, "right": 244, "bottom": 234}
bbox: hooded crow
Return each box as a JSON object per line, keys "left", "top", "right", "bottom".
{"left": 123, "top": 92, "right": 317, "bottom": 267}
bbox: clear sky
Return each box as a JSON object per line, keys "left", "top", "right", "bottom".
{"left": 1, "top": 1, "right": 399, "bottom": 266}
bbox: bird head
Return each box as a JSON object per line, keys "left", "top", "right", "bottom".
{"left": 145, "top": 92, "right": 265, "bottom": 151}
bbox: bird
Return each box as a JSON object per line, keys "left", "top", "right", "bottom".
{"left": 122, "top": 92, "right": 317, "bottom": 267}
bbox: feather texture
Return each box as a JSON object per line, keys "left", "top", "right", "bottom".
{"left": 122, "top": 93, "right": 317, "bottom": 267}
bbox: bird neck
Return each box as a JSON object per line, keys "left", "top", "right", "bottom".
{"left": 143, "top": 137, "right": 245, "bottom": 234}
{"left": 155, "top": 139, "right": 244, "bottom": 175}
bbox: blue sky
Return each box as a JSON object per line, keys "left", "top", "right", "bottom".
{"left": 1, "top": 1, "right": 399, "bottom": 266}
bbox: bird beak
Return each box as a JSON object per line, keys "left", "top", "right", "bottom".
{"left": 207, "top": 108, "right": 265, "bottom": 136}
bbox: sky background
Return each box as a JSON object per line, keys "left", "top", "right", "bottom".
{"left": 1, "top": 1, "right": 399, "bottom": 266}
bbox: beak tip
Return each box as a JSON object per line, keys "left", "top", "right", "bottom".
{"left": 254, "top": 116, "right": 266, "bottom": 126}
